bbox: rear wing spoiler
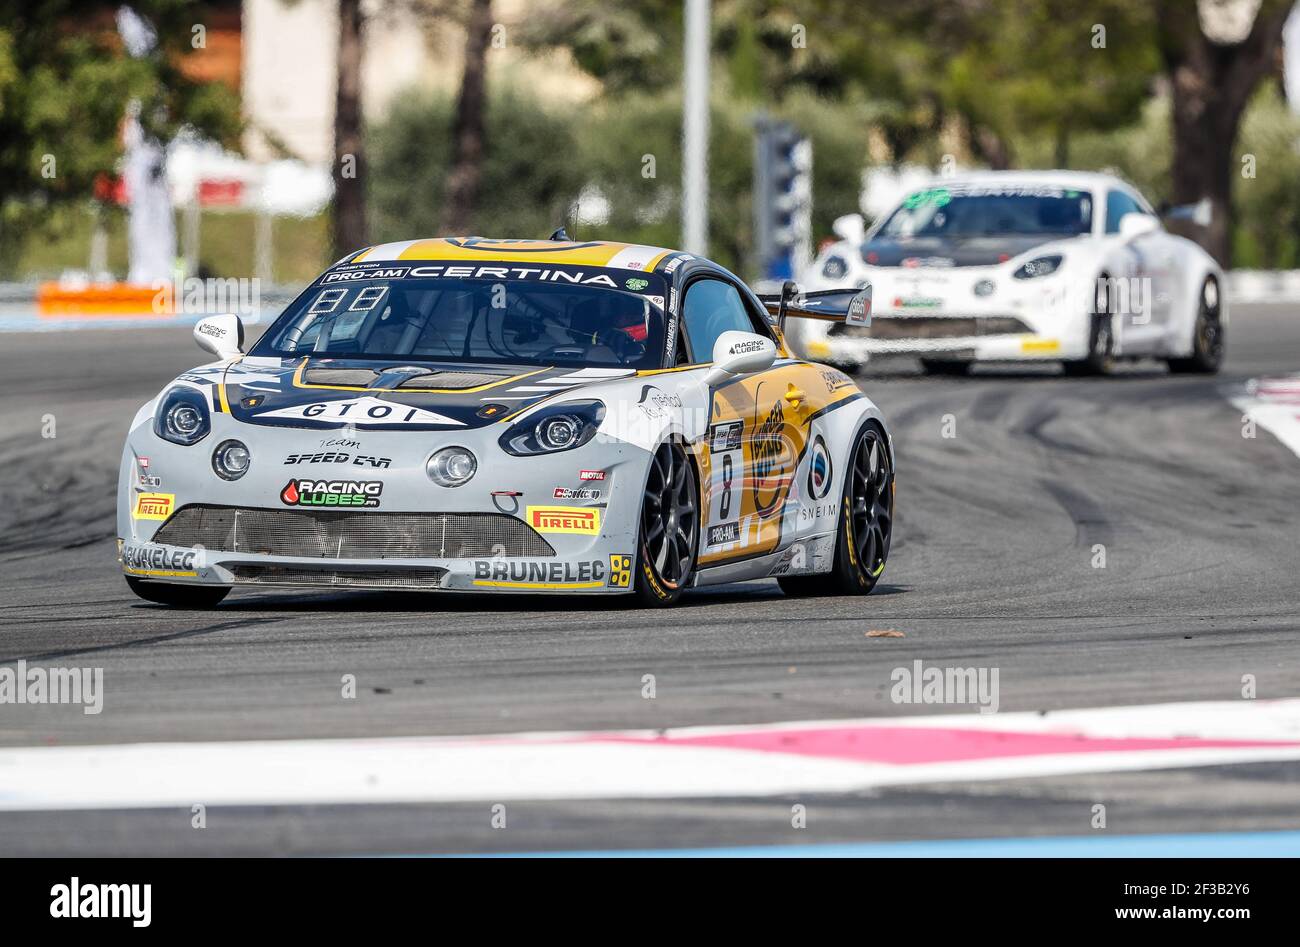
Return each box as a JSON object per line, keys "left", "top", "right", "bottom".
{"left": 757, "top": 281, "right": 872, "bottom": 330}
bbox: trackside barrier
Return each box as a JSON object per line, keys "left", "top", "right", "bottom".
{"left": 1225, "top": 270, "right": 1300, "bottom": 304}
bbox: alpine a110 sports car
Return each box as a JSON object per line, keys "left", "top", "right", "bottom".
{"left": 791, "top": 170, "right": 1227, "bottom": 376}
{"left": 118, "top": 237, "right": 889, "bottom": 607}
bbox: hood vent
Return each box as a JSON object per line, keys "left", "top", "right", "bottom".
{"left": 303, "top": 367, "right": 381, "bottom": 387}
{"left": 298, "top": 364, "right": 507, "bottom": 390}
{"left": 396, "top": 370, "right": 506, "bottom": 390}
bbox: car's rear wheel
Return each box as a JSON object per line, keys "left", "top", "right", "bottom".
{"left": 778, "top": 422, "right": 893, "bottom": 597}
{"left": 633, "top": 440, "right": 699, "bottom": 606}
{"left": 1062, "top": 275, "right": 1114, "bottom": 376}
{"left": 919, "top": 359, "right": 972, "bottom": 376}
{"left": 125, "top": 575, "right": 230, "bottom": 608}
{"left": 1167, "top": 276, "right": 1224, "bottom": 374}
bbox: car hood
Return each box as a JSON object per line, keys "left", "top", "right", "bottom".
{"left": 859, "top": 234, "right": 1080, "bottom": 268}
{"left": 202, "top": 356, "right": 636, "bottom": 432}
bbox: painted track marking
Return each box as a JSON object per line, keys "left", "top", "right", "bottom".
{"left": 2, "top": 699, "right": 1299, "bottom": 812}
{"left": 1231, "top": 373, "right": 1300, "bottom": 458}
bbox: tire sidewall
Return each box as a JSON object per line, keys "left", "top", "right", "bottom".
{"left": 834, "top": 420, "right": 892, "bottom": 591}
{"left": 1195, "top": 277, "right": 1224, "bottom": 368}
{"left": 633, "top": 440, "right": 699, "bottom": 605}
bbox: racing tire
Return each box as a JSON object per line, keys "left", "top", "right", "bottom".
{"left": 1062, "top": 275, "right": 1114, "bottom": 376}
{"left": 1167, "top": 277, "right": 1224, "bottom": 375}
{"left": 778, "top": 422, "right": 893, "bottom": 598}
{"left": 632, "top": 440, "right": 700, "bottom": 606}
{"left": 125, "top": 575, "right": 230, "bottom": 608}
{"left": 919, "top": 359, "right": 972, "bottom": 376}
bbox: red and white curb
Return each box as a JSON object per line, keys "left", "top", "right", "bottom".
{"left": 2, "top": 699, "right": 1299, "bottom": 811}
{"left": 1231, "top": 373, "right": 1300, "bottom": 459}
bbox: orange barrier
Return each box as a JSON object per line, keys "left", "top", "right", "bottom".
{"left": 37, "top": 282, "right": 172, "bottom": 317}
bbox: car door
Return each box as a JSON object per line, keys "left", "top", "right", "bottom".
{"left": 1104, "top": 187, "right": 1172, "bottom": 351}
{"left": 677, "top": 276, "right": 788, "bottom": 566}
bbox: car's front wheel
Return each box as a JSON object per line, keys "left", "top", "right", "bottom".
{"left": 125, "top": 575, "right": 230, "bottom": 608}
{"left": 1167, "top": 276, "right": 1224, "bottom": 374}
{"left": 779, "top": 422, "right": 893, "bottom": 597}
{"left": 632, "top": 440, "right": 699, "bottom": 606}
{"left": 1062, "top": 274, "right": 1115, "bottom": 376}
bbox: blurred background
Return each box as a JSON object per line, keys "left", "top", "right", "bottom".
{"left": 4, "top": 0, "right": 1300, "bottom": 299}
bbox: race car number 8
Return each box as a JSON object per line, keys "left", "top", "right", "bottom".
{"left": 349, "top": 285, "right": 389, "bottom": 312}
{"left": 721, "top": 454, "right": 733, "bottom": 519}
{"left": 308, "top": 288, "right": 348, "bottom": 314}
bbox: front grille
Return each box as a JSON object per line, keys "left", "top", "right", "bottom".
{"left": 154, "top": 506, "right": 555, "bottom": 559}
{"left": 832, "top": 316, "right": 1031, "bottom": 340}
{"left": 228, "top": 564, "right": 449, "bottom": 589}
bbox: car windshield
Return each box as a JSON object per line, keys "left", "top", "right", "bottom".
{"left": 253, "top": 276, "right": 666, "bottom": 369}
{"left": 877, "top": 186, "right": 1092, "bottom": 238}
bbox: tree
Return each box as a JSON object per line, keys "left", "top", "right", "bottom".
{"left": 0, "top": 1, "right": 239, "bottom": 270}
{"left": 516, "top": 1, "right": 683, "bottom": 93}
{"left": 942, "top": 0, "right": 1159, "bottom": 169}
{"left": 440, "top": 0, "right": 493, "bottom": 233}
{"left": 1154, "top": 0, "right": 1292, "bottom": 265}
{"left": 792, "top": 0, "right": 1160, "bottom": 168}
{"left": 332, "top": 0, "right": 367, "bottom": 256}
{"left": 370, "top": 88, "right": 584, "bottom": 243}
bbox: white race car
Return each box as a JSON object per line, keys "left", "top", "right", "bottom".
{"left": 789, "top": 171, "right": 1227, "bottom": 376}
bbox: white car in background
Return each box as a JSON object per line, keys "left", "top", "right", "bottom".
{"left": 789, "top": 171, "right": 1227, "bottom": 376}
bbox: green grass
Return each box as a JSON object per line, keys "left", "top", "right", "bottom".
{"left": 12, "top": 208, "right": 330, "bottom": 286}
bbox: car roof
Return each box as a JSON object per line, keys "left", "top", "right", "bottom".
{"left": 345, "top": 237, "right": 688, "bottom": 273}
{"left": 921, "top": 169, "right": 1125, "bottom": 193}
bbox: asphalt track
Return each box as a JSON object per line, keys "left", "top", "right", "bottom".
{"left": 0, "top": 305, "right": 1297, "bottom": 855}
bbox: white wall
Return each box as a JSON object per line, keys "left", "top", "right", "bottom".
{"left": 242, "top": 0, "right": 435, "bottom": 165}
{"left": 241, "top": 0, "right": 599, "bottom": 167}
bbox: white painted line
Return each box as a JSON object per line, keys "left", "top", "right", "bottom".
{"left": 2, "top": 699, "right": 1298, "bottom": 812}
{"left": 677, "top": 697, "right": 1300, "bottom": 741}
{"left": 3, "top": 740, "right": 1300, "bottom": 812}
{"left": 1231, "top": 374, "right": 1300, "bottom": 459}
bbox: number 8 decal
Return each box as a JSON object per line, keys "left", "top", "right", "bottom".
{"left": 720, "top": 453, "right": 733, "bottom": 520}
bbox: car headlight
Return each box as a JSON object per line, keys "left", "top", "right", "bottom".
{"left": 154, "top": 387, "right": 211, "bottom": 445}
{"left": 212, "top": 439, "right": 251, "bottom": 480}
{"left": 426, "top": 446, "right": 477, "bottom": 487}
{"left": 1012, "top": 255, "right": 1064, "bottom": 280}
{"left": 500, "top": 400, "right": 605, "bottom": 456}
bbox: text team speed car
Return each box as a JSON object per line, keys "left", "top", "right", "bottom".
{"left": 119, "top": 237, "right": 890, "bottom": 607}
{"left": 792, "top": 170, "right": 1226, "bottom": 376}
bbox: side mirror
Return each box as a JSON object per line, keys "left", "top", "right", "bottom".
{"left": 703, "top": 331, "right": 777, "bottom": 386}
{"left": 1119, "top": 213, "right": 1159, "bottom": 239}
{"left": 1161, "top": 198, "right": 1212, "bottom": 228}
{"left": 832, "top": 213, "right": 866, "bottom": 246}
{"left": 194, "top": 313, "right": 244, "bottom": 360}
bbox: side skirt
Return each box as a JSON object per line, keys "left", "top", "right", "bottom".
{"left": 690, "top": 532, "right": 837, "bottom": 587}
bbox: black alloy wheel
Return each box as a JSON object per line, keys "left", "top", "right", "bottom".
{"left": 633, "top": 440, "right": 699, "bottom": 605}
